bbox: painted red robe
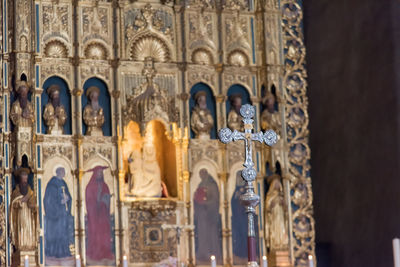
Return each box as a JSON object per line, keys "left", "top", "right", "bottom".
{"left": 85, "top": 171, "right": 114, "bottom": 262}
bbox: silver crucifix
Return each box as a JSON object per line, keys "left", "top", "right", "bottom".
{"left": 219, "top": 104, "right": 277, "bottom": 266}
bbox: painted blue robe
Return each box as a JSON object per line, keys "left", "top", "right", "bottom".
{"left": 44, "top": 177, "right": 73, "bottom": 258}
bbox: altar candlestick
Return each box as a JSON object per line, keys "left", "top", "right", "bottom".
{"left": 262, "top": 256, "right": 268, "bottom": 267}
{"left": 76, "top": 255, "right": 81, "bottom": 267}
{"left": 123, "top": 255, "right": 128, "bottom": 267}
{"left": 24, "top": 255, "right": 29, "bottom": 267}
{"left": 308, "top": 255, "right": 314, "bottom": 267}
{"left": 210, "top": 255, "right": 216, "bottom": 267}
{"left": 393, "top": 238, "right": 400, "bottom": 267}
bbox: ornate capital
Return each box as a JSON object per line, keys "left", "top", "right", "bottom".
{"left": 215, "top": 94, "right": 226, "bottom": 103}
{"left": 112, "top": 90, "right": 120, "bottom": 99}
{"left": 73, "top": 88, "right": 83, "bottom": 96}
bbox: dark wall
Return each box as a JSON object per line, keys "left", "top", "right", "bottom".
{"left": 303, "top": 0, "right": 400, "bottom": 266}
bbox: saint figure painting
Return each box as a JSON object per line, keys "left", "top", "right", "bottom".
{"left": 85, "top": 165, "right": 115, "bottom": 266}
{"left": 44, "top": 166, "right": 74, "bottom": 266}
{"left": 193, "top": 168, "right": 222, "bottom": 264}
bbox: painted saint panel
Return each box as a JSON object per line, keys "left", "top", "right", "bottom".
{"left": 231, "top": 171, "right": 259, "bottom": 265}
{"left": 43, "top": 161, "right": 75, "bottom": 266}
{"left": 193, "top": 168, "right": 222, "bottom": 265}
{"left": 83, "top": 163, "right": 115, "bottom": 266}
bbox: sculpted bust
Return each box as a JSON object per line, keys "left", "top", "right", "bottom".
{"left": 43, "top": 84, "right": 67, "bottom": 135}
{"left": 83, "top": 86, "right": 105, "bottom": 136}
{"left": 191, "top": 91, "right": 214, "bottom": 139}
{"left": 260, "top": 91, "right": 281, "bottom": 134}
{"left": 227, "top": 94, "right": 244, "bottom": 131}
{"left": 10, "top": 81, "right": 34, "bottom": 128}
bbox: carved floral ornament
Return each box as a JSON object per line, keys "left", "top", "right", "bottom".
{"left": 125, "top": 3, "right": 174, "bottom": 57}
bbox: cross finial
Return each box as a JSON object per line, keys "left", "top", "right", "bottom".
{"left": 218, "top": 104, "right": 277, "bottom": 266}
{"left": 219, "top": 104, "right": 277, "bottom": 182}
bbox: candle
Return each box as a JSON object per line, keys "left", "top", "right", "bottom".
{"left": 308, "top": 255, "right": 314, "bottom": 267}
{"left": 262, "top": 256, "right": 268, "bottom": 267}
{"left": 210, "top": 255, "right": 216, "bottom": 267}
{"left": 393, "top": 238, "right": 400, "bottom": 267}
{"left": 76, "top": 255, "right": 81, "bottom": 267}
{"left": 24, "top": 255, "right": 29, "bottom": 267}
{"left": 123, "top": 255, "right": 128, "bottom": 267}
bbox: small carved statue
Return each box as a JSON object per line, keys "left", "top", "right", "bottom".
{"left": 83, "top": 86, "right": 105, "bottom": 136}
{"left": 10, "top": 81, "right": 34, "bottom": 128}
{"left": 191, "top": 91, "right": 214, "bottom": 139}
{"left": 10, "top": 168, "right": 38, "bottom": 253}
{"left": 260, "top": 91, "right": 281, "bottom": 134}
{"left": 265, "top": 174, "right": 288, "bottom": 251}
{"left": 11, "top": 81, "right": 35, "bottom": 166}
{"left": 43, "top": 84, "right": 67, "bottom": 135}
{"left": 227, "top": 93, "right": 244, "bottom": 131}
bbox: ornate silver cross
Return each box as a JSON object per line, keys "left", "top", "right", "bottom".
{"left": 219, "top": 104, "right": 277, "bottom": 266}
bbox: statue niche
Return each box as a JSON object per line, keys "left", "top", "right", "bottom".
{"left": 190, "top": 91, "right": 214, "bottom": 139}
{"left": 123, "top": 120, "right": 176, "bottom": 199}
{"left": 83, "top": 86, "right": 105, "bottom": 136}
{"left": 10, "top": 167, "right": 38, "bottom": 266}
{"left": 10, "top": 80, "right": 34, "bottom": 166}
{"left": 260, "top": 88, "right": 281, "bottom": 134}
{"left": 43, "top": 84, "right": 67, "bottom": 135}
{"left": 227, "top": 93, "right": 244, "bottom": 132}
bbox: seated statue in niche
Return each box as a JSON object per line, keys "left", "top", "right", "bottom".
{"left": 83, "top": 86, "right": 105, "bottom": 136}
{"left": 191, "top": 91, "right": 214, "bottom": 139}
{"left": 10, "top": 168, "right": 38, "bottom": 255}
{"left": 227, "top": 93, "right": 244, "bottom": 131}
{"left": 260, "top": 91, "right": 281, "bottom": 134}
{"left": 43, "top": 84, "right": 67, "bottom": 135}
{"left": 264, "top": 174, "right": 288, "bottom": 251}
{"left": 10, "top": 81, "right": 34, "bottom": 128}
{"left": 127, "top": 139, "right": 163, "bottom": 198}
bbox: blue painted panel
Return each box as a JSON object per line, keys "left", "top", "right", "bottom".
{"left": 36, "top": 5, "right": 40, "bottom": 52}
{"left": 36, "top": 96, "right": 40, "bottom": 133}
{"left": 40, "top": 236, "right": 43, "bottom": 264}
{"left": 36, "top": 65, "right": 40, "bottom": 88}
{"left": 37, "top": 145, "right": 41, "bottom": 168}
{"left": 38, "top": 179, "right": 42, "bottom": 228}
{"left": 4, "top": 62, "right": 7, "bottom": 87}
{"left": 251, "top": 18, "right": 256, "bottom": 64}
{"left": 4, "top": 95, "right": 7, "bottom": 132}
{"left": 4, "top": 0, "right": 7, "bottom": 52}
{"left": 5, "top": 143, "right": 8, "bottom": 168}
{"left": 82, "top": 78, "right": 112, "bottom": 136}
{"left": 42, "top": 76, "right": 72, "bottom": 134}
{"left": 189, "top": 83, "right": 217, "bottom": 139}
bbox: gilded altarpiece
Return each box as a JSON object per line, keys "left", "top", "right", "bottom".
{"left": 0, "top": 0, "right": 314, "bottom": 267}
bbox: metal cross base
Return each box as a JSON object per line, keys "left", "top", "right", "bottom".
{"left": 218, "top": 104, "right": 277, "bottom": 266}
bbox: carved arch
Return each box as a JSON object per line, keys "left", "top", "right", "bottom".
{"left": 191, "top": 48, "right": 214, "bottom": 65}
{"left": 227, "top": 49, "right": 249, "bottom": 67}
{"left": 130, "top": 34, "right": 171, "bottom": 62}
{"left": 44, "top": 39, "right": 69, "bottom": 58}
{"left": 84, "top": 42, "right": 108, "bottom": 60}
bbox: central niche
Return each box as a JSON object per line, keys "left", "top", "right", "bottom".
{"left": 123, "top": 120, "right": 177, "bottom": 199}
